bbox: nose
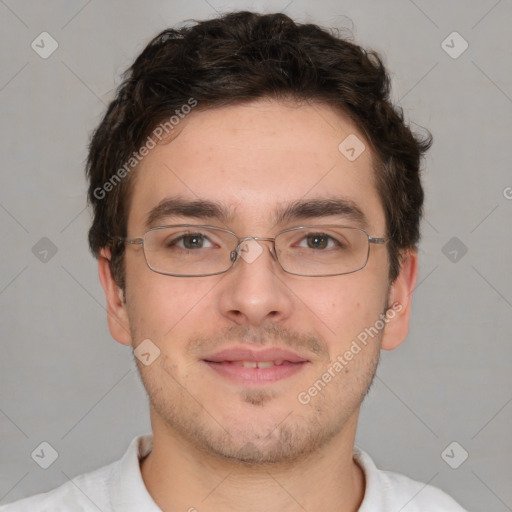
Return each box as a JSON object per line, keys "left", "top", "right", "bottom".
{"left": 216, "top": 238, "right": 294, "bottom": 327}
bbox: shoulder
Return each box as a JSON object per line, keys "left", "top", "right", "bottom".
{"left": 0, "top": 459, "right": 118, "bottom": 512}
{"left": 0, "top": 435, "right": 154, "bottom": 512}
{"left": 354, "top": 447, "right": 468, "bottom": 512}
{"left": 377, "top": 469, "right": 468, "bottom": 511}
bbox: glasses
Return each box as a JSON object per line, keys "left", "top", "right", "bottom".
{"left": 116, "top": 224, "right": 388, "bottom": 277}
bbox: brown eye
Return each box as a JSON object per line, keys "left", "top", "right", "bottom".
{"left": 306, "top": 234, "right": 330, "bottom": 249}
{"left": 181, "top": 234, "right": 206, "bottom": 249}
{"left": 165, "top": 233, "right": 214, "bottom": 250}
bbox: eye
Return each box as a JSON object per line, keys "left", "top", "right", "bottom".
{"left": 298, "top": 233, "right": 340, "bottom": 250}
{"left": 172, "top": 233, "right": 215, "bottom": 250}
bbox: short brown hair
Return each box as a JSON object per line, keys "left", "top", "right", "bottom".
{"left": 86, "top": 11, "right": 432, "bottom": 290}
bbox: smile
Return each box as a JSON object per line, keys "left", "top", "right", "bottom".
{"left": 202, "top": 348, "right": 310, "bottom": 385}
{"left": 229, "top": 360, "right": 285, "bottom": 368}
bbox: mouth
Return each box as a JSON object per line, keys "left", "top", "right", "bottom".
{"left": 202, "top": 347, "right": 310, "bottom": 384}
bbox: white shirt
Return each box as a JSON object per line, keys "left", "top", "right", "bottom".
{"left": 1, "top": 434, "right": 467, "bottom": 511}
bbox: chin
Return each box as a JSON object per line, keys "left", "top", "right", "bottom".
{"left": 191, "top": 409, "right": 343, "bottom": 466}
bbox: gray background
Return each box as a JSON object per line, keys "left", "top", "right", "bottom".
{"left": 0, "top": 1, "right": 511, "bottom": 510}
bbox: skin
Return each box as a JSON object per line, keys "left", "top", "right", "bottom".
{"left": 98, "top": 98, "right": 417, "bottom": 512}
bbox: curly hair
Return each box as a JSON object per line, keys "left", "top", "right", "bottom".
{"left": 86, "top": 10, "right": 432, "bottom": 290}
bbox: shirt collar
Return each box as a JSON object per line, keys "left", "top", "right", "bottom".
{"left": 108, "top": 434, "right": 161, "bottom": 511}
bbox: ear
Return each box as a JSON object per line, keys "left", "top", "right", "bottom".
{"left": 381, "top": 249, "right": 418, "bottom": 351}
{"left": 97, "top": 247, "right": 132, "bottom": 346}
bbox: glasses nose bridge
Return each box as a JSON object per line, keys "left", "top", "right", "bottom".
{"left": 234, "top": 235, "right": 278, "bottom": 259}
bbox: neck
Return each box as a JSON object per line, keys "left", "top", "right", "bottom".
{"left": 140, "top": 410, "right": 365, "bottom": 512}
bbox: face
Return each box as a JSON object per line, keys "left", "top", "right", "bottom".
{"left": 101, "top": 99, "right": 415, "bottom": 464}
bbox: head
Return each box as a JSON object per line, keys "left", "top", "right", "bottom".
{"left": 88, "top": 11, "right": 431, "bottom": 464}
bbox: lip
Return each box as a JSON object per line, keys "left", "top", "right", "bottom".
{"left": 202, "top": 347, "right": 310, "bottom": 385}
{"left": 203, "top": 347, "right": 309, "bottom": 364}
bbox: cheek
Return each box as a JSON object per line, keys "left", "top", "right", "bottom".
{"left": 124, "top": 260, "right": 207, "bottom": 340}
{"left": 296, "top": 275, "right": 389, "bottom": 345}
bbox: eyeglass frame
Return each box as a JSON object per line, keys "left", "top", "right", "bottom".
{"left": 115, "top": 224, "right": 389, "bottom": 278}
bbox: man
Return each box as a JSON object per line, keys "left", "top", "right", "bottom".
{"left": 1, "top": 11, "right": 467, "bottom": 512}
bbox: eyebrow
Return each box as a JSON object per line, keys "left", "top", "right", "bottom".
{"left": 145, "top": 198, "right": 234, "bottom": 228}
{"left": 274, "top": 198, "right": 368, "bottom": 228}
{"left": 144, "top": 196, "right": 368, "bottom": 229}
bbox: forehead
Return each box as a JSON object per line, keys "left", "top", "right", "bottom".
{"left": 127, "top": 99, "right": 385, "bottom": 233}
